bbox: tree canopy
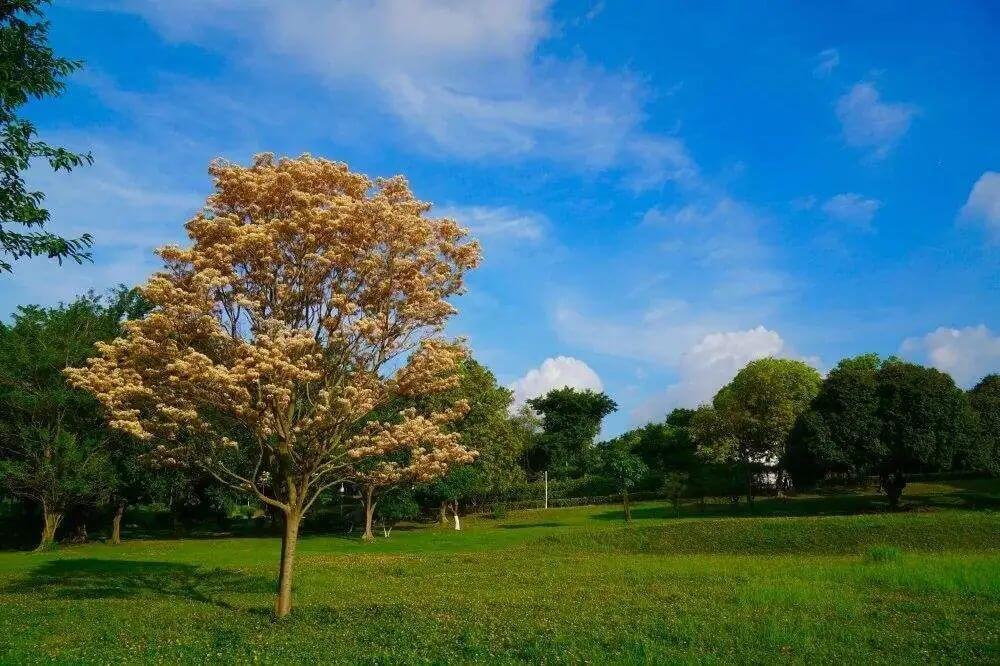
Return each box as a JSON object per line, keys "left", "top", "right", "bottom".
{"left": 525, "top": 387, "right": 617, "bottom": 475}
{"left": 1, "top": 0, "right": 93, "bottom": 273}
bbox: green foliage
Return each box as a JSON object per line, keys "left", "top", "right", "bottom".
{"left": 0, "top": 289, "right": 146, "bottom": 540}
{"left": 696, "top": 358, "right": 822, "bottom": 468}
{"left": 787, "top": 355, "right": 982, "bottom": 506}
{"left": 419, "top": 359, "right": 528, "bottom": 508}
{"left": 968, "top": 374, "right": 1000, "bottom": 475}
{"left": 1, "top": 0, "right": 93, "bottom": 272}
{"left": 525, "top": 387, "right": 617, "bottom": 476}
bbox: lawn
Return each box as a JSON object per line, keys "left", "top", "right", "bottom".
{"left": 0, "top": 480, "right": 998, "bottom": 664}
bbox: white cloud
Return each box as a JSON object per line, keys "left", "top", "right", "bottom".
{"left": 813, "top": 48, "right": 840, "bottom": 78}
{"left": 631, "top": 326, "right": 809, "bottom": 424}
{"left": 436, "top": 205, "right": 545, "bottom": 242}
{"left": 822, "top": 193, "right": 882, "bottom": 229}
{"left": 121, "top": 0, "right": 696, "bottom": 189}
{"left": 959, "top": 171, "right": 1000, "bottom": 242}
{"left": 835, "top": 82, "right": 916, "bottom": 160}
{"left": 509, "top": 356, "right": 603, "bottom": 411}
{"left": 900, "top": 325, "right": 1000, "bottom": 387}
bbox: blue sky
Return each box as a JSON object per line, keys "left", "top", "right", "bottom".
{"left": 8, "top": 0, "right": 999, "bottom": 436}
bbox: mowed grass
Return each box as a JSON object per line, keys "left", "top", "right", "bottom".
{"left": 0, "top": 481, "right": 998, "bottom": 664}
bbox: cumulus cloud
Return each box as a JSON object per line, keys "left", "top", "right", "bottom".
{"left": 813, "top": 48, "right": 840, "bottom": 78}
{"left": 822, "top": 193, "right": 882, "bottom": 229}
{"left": 509, "top": 356, "right": 603, "bottom": 412}
{"left": 900, "top": 325, "right": 1000, "bottom": 387}
{"left": 631, "top": 326, "right": 811, "bottom": 424}
{"left": 122, "top": 0, "right": 696, "bottom": 188}
{"left": 435, "top": 205, "right": 546, "bottom": 242}
{"left": 835, "top": 82, "right": 916, "bottom": 160}
{"left": 959, "top": 171, "right": 1000, "bottom": 242}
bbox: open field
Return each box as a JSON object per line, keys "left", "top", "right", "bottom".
{"left": 1, "top": 480, "right": 998, "bottom": 664}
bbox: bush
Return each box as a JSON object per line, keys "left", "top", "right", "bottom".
{"left": 865, "top": 545, "right": 902, "bottom": 563}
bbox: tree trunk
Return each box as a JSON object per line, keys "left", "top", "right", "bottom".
{"left": 38, "top": 504, "right": 63, "bottom": 550}
{"left": 274, "top": 509, "right": 301, "bottom": 619}
{"left": 361, "top": 487, "right": 376, "bottom": 541}
{"left": 111, "top": 503, "right": 125, "bottom": 545}
{"left": 451, "top": 500, "right": 461, "bottom": 531}
{"left": 438, "top": 501, "right": 449, "bottom": 526}
{"left": 745, "top": 468, "right": 754, "bottom": 507}
{"left": 622, "top": 491, "right": 632, "bottom": 525}
{"left": 882, "top": 471, "right": 906, "bottom": 509}
{"left": 67, "top": 519, "right": 88, "bottom": 544}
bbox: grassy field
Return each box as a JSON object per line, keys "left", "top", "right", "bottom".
{"left": 0, "top": 480, "right": 998, "bottom": 664}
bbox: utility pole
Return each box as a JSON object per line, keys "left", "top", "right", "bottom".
{"left": 544, "top": 470, "right": 548, "bottom": 509}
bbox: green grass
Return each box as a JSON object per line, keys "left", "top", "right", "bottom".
{"left": 0, "top": 480, "right": 998, "bottom": 663}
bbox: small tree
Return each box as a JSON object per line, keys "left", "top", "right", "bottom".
{"left": 1, "top": 1, "right": 94, "bottom": 273}
{"left": 375, "top": 488, "right": 419, "bottom": 537}
{"left": 661, "top": 471, "right": 687, "bottom": 516}
{"left": 596, "top": 443, "right": 647, "bottom": 524}
{"left": 67, "top": 154, "right": 481, "bottom": 617}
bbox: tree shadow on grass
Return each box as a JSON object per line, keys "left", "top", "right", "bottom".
{"left": 497, "top": 522, "right": 564, "bottom": 529}
{"left": 590, "top": 488, "right": 1000, "bottom": 523}
{"left": 6, "top": 559, "right": 273, "bottom": 613}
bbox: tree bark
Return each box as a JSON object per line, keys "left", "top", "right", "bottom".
{"left": 38, "top": 504, "right": 63, "bottom": 550}
{"left": 274, "top": 509, "right": 301, "bottom": 619}
{"left": 111, "top": 503, "right": 125, "bottom": 545}
{"left": 882, "top": 471, "right": 907, "bottom": 509}
{"left": 451, "top": 500, "right": 461, "bottom": 531}
{"left": 361, "top": 486, "right": 376, "bottom": 541}
{"left": 623, "top": 491, "right": 632, "bottom": 525}
{"left": 439, "top": 501, "right": 449, "bottom": 526}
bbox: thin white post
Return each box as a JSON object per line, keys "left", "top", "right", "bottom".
{"left": 544, "top": 470, "right": 549, "bottom": 509}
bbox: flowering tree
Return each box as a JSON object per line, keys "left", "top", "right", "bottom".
{"left": 67, "top": 154, "right": 481, "bottom": 617}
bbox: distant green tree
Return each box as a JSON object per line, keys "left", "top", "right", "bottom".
{"left": 661, "top": 471, "right": 688, "bottom": 516}
{"left": 694, "top": 358, "right": 821, "bottom": 504}
{"left": 785, "top": 354, "right": 881, "bottom": 490}
{"left": 0, "top": 290, "right": 141, "bottom": 547}
{"left": 875, "top": 359, "right": 978, "bottom": 507}
{"left": 968, "top": 374, "right": 1000, "bottom": 476}
{"left": 595, "top": 442, "right": 647, "bottom": 524}
{"left": 787, "top": 356, "right": 981, "bottom": 507}
{"left": 374, "top": 488, "right": 420, "bottom": 537}
{"left": 525, "top": 388, "right": 617, "bottom": 476}
{"left": 1, "top": 0, "right": 93, "bottom": 273}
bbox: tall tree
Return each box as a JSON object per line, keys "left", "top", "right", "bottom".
{"left": 787, "top": 356, "right": 982, "bottom": 507}
{"left": 785, "top": 354, "right": 881, "bottom": 489}
{"left": 968, "top": 374, "right": 1000, "bottom": 476}
{"left": 693, "top": 358, "right": 821, "bottom": 504}
{"left": 0, "top": 291, "right": 139, "bottom": 547}
{"left": 875, "top": 359, "right": 978, "bottom": 506}
{"left": 67, "top": 154, "right": 481, "bottom": 618}
{"left": 525, "top": 388, "right": 617, "bottom": 476}
{"left": 1, "top": 0, "right": 93, "bottom": 273}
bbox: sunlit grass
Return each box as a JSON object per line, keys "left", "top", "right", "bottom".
{"left": 0, "top": 480, "right": 997, "bottom": 663}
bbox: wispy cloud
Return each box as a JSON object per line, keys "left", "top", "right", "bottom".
{"left": 119, "top": 0, "right": 696, "bottom": 190}
{"left": 835, "top": 82, "right": 917, "bottom": 160}
{"left": 813, "top": 48, "right": 840, "bottom": 78}
{"left": 436, "top": 205, "right": 546, "bottom": 242}
{"left": 822, "top": 193, "right": 882, "bottom": 229}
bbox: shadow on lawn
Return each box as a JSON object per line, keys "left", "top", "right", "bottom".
{"left": 497, "top": 522, "right": 564, "bottom": 529}
{"left": 591, "top": 487, "right": 1000, "bottom": 523}
{"left": 6, "top": 559, "right": 272, "bottom": 612}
